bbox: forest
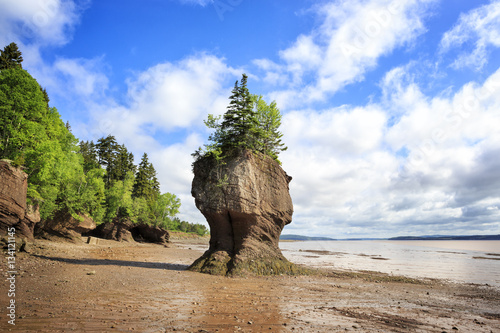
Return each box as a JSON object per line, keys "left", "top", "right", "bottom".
{"left": 0, "top": 43, "right": 207, "bottom": 237}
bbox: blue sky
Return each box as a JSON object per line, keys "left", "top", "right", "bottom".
{"left": 1, "top": 0, "right": 500, "bottom": 238}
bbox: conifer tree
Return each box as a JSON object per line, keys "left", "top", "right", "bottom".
{"left": 111, "top": 144, "right": 136, "bottom": 182}
{"left": 195, "top": 74, "right": 287, "bottom": 163}
{"left": 79, "top": 140, "right": 100, "bottom": 173}
{"left": 132, "top": 153, "right": 160, "bottom": 200}
{"left": 96, "top": 135, "right": 118, "bottom": 186}
{"left": 0, "top": 43, "right": 23, "bottom": 70}
{"left": 220, "top": 73, "right": 260, "bottom": 152}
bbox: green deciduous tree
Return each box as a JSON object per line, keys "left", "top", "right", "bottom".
{"left": 0, "top": 43, "right": 197, "bottom": 233}
{"left": 0, "top": 68, "right": 48, "bottom": 164}
{"left": 104, "top": 171, "right": 135, "bottom": 222}
{"left": 147, "top": 192, "right": 181, "bottom": 228}
{"left": 251, "top": 94, "right": 287, "bottom": 161}
{"left": 0, "top": 66, "right": 105, "bottom": 220}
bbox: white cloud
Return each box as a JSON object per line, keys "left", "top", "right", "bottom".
{"left": 440, "top": 0, "right": 500, "bottom": 70}
{"left": 125, "top": 54, "right": 235, "bottom": 131}
{"left": 176, "top": 0, "right": 213, "bottom": 6}
{"left": 256, "top": 0, "right": 437, "bottom": 107}
{"left": 52, "top": 57, "right": 109, "bottom": 97}
{"left": 283, "top": 106, "right": 387, "bottom": 156}
{"left": 279, "top": 66, "right": 500, "bottom": 238}
{"left": 0, "top": 0, "right": 83, "bottom": 48}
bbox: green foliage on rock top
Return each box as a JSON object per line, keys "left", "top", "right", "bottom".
{"left": 193, "top": 74, "right": 287, "bottom": 164}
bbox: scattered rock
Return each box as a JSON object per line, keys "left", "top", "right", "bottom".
{"left": 20, "top": 239, "right": 32, "bottom": 252}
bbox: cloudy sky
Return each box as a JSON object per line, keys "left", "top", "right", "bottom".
{"left": 1, "top": 0, "right": 500, "bottom": 238}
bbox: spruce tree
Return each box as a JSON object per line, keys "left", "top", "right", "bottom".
{"left": 0, "top": 43, "right": 23, "bottom": 70}
{"left": 96, "top": 135, "right": 118, "bottom": 186}
{"left": 79, "top": 140, "right": 100, "bottom": 173}
{"left": 220, "top": 73, "right": 260, "bottom": 152}
{"left": 132, "top": 153, "right": 160, "bottom": 200}
{"left": 110, "top": 144, "right": 136, "bottom": 182}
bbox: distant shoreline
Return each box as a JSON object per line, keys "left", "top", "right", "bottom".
{"left": 280, "top": 234, "right": 500, "bottom": 241}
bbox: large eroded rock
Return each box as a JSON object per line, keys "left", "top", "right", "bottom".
{"left": 190, "top": 150, "right": 304, "bottom": 275}
{"left": 0, "top": 160, "right": 40, "bottom": 241}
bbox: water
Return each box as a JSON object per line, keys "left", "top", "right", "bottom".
{"left": 280, "top": 240, "right": 500, "bottom": 287}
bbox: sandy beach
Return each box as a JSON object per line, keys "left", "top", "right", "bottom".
{"left": 1, "top": 238, "right": 499, "bottom": 333}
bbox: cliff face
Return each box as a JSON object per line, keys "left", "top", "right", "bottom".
{"left": 190, "top": 150, "right": 303, "bottom": 275}
{"left": 0, "top": 161, "right": 40, "bottom": 241}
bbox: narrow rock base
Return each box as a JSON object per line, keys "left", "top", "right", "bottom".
{"left": 188, "top": 250, "right": 312, "bottom": 276}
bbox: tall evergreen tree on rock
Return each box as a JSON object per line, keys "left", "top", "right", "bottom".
{"left": 220, "top": 73, "right": 260, "bottom": 152}
{"left": 194, "top": 74, "right": 287, "bottom": 164}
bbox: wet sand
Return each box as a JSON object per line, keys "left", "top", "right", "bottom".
{"left": 1, "top": 238, "right": 499, "bottom": 332}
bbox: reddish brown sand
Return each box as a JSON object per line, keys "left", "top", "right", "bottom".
{"left": 1, "top": 238, "right": 499, "bottom": 332}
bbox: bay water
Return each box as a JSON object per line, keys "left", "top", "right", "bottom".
{"left": 280, "top": 240, "right": 500, "bottom": 287}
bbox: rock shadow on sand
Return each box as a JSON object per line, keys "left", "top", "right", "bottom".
{"left": 32, "top": 254, "right": 189, "bottom": 271}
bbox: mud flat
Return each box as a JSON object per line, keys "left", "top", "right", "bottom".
{"left": 1, "top": 238, "right": 499, "bottom": 332}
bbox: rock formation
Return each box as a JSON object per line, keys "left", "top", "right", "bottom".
{"left": 0, "top": 160, "right": 40, "bottom": 241}
{"left": 130, "top": 224, "right": 170, "bottom": 244}
{"left": 88, "top": 218, "right": 170, "bottom": 245}
{"left": 190, "top": 150, "right": 304, "bottom": 276}
{"left": 35, "top": 211, "right": 97, "bottom": 243}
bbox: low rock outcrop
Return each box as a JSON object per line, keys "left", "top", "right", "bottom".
{"left": 88, "top": 218, "right": 135, "bottom": 242}
{"left": 130, "top": 224, "right": 170, "bottom": 244}
{"left": 190, "top": 150, "right": 304, "bottom": 276}
{"left": 0, "top": 160, "right": 40, "bottom": 241}
{"left": 88, "top": 218, "right": 170, "bottom": 245}
{"left": 35, "top": 211, "right": 97, "bottom": 243}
